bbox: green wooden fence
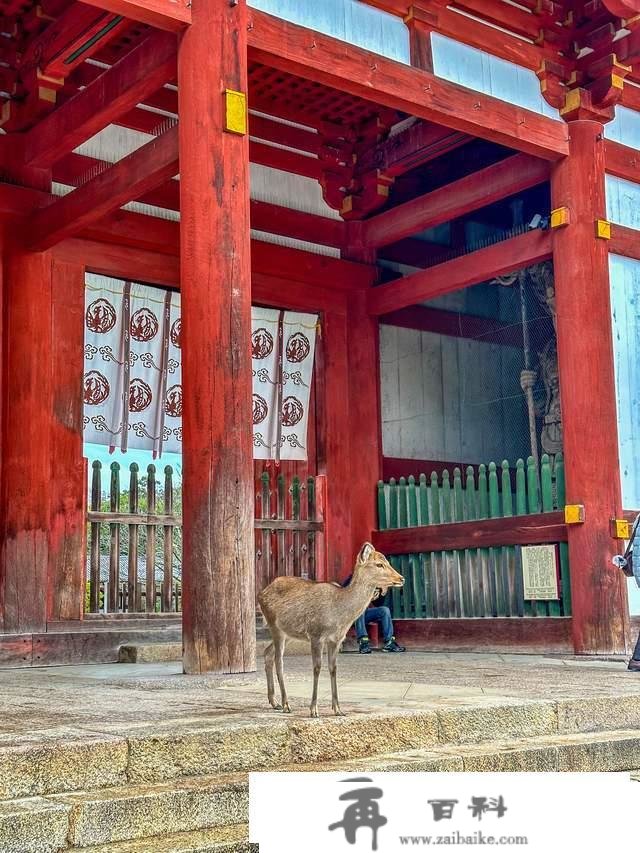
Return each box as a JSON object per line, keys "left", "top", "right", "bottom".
{"left": 377, "top": 453, "right": 570, "bottom": 619}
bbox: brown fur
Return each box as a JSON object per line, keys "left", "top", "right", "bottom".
{"left": 258, "top": 542, "right": 404, "bottom": 717}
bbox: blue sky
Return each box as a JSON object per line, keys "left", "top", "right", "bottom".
{"left": 84, "top": 442, "right": 182, "bottom": 489}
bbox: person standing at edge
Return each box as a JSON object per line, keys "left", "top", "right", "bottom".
{"left": 341, "top": 573, "right": 406, "bottom": 653}
{"left": 613, "top": 514, "right": 640, "bottom": 671}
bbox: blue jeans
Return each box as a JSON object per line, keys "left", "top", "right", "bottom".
{"left": 355, "top": 606, "right": 393, "bottom": 643}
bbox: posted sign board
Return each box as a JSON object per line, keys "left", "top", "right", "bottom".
{"left": 521, "top": 544, "right": 559, "bottom": 600}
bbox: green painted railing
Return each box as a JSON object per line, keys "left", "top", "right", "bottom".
{"left": 377, "top": 453, "right": 570, "bottom": 619}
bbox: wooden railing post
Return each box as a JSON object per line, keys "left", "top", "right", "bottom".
{"left": 127, "top": 463, "right": 139, "bottom": 613}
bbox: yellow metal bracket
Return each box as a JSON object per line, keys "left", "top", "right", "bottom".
{"left": 610, "top": 518, "right": 630, "bottom": 539}
{"left": 550, "top": 207, "right": 570, "bottom": 228}
{"left": 596, "top": 219, "right": 611, "bottom": 240}
{"left": 564, "top": 504, "right": 585, "bottom": 524}
{"left": 224, "top": 89, "right": 247, "bottom": 135}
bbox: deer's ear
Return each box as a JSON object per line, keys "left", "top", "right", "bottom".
{"left": 358, "top": 542, "right": 375, "bottom": 564}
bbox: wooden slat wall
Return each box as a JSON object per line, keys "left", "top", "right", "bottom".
{"left": 376, "top": 453, "right": 571, "bottom": 619}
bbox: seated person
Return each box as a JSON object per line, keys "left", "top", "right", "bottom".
{"left": 341, "top": 574, "right": 406, "bottom": 654}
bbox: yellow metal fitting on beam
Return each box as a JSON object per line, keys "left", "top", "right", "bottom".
{"left": 596, "top": 219, "right": 611, "bottom": 240}
{"left": 550, "top": 207, "right": 570, "bottom": 228}
{"left": 611, "top": 518, "right": 630, "bottom": 539}
{"left": 564, "top": 504, "right": 585, "bottom": 524}
{"left": 560, "top": 88, "right": 581, "bottom": 116}
{"left": 224, "top": 89, "right": 247, "bottom": 135}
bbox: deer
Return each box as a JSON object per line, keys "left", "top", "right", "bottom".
{"left": 258, "top": 542, "right": 404, "bottom": 718}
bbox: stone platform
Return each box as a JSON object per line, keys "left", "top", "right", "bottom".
{"left": 1, "top": 651, "right": 640, "bottom": 851}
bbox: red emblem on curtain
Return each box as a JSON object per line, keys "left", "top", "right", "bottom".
{"left": 286, "top": 332, "right": 310, "bottom": 363}
{"left": 165, "top": 384, "right": 183, "bottom": 417}
{"left": 83, "top": 371, "right": 110, "bottom": 405}
{"left": 252, "top": 328, "right": 274, "bottom": 359}
{"left": 170, "top": 318, "right": 181, "bottom": 348}
{"left": 130, "top": 307, "right": 159, "bottom": 342}
{"left": 282, "top": 396, "right": 304, "bottom": 426}
{"left": 129, "top": 378, "right": 153, "bottom": 412}
{"left": 253, "top": 393, "right": 269, "bottom": 424}
{"left": 86, "top": 299, "right": 117, "bottom": 334}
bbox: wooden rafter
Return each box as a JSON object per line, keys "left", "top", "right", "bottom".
{"left": 81, "top": 0, "right": 191, "bottom": 31}
{"left": 247, "top": 9, "right": 569, "bottom": 160}
{"left": 367, "top": 228, "right": 552, "bottom": 315}
{"left": 363, "top": 153, "right": 549, "bottom": 248}
{"left": 27, "top": 125, "right": 179, "bottom": 251}
{"left": 22, "top": 30, "right": 177, "bottom": 168}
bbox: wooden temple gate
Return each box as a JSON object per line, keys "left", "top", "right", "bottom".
{"left": 1, "top": 0, "right": 640, "bottom": 669}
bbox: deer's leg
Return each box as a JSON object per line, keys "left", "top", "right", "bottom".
{"left": 327, "top": 640, "right": 345, "bottom": 716}
{"left": 264, "top": 642, "right": 281, "bottom": 710}
{"left": 273, "top": 632, "right": 290, "bottom": 714}
{"left": 310, "top": 638, "right": 324, "bottom": 718}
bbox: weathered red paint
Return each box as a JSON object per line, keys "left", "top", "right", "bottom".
{"left": 47, "top": 260, "right": 86, "bottom": 623}
{"left": 551, "top": 120, "right": 629, "bottom": 655}
{"left": 1, "top": 250, "right": 53, "bottom": 634}
{"left": 178, "top": 0, "right": 255, "bottom": 674}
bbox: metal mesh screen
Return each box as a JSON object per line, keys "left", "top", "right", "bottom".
{"left": 379, "top": 260, "right": 560, "bottom": 469}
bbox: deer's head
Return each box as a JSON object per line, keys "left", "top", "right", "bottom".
{"left": 355, "top": 542, "right": 404, "bottom": 591}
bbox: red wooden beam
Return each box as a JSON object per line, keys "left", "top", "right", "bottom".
{"left": 380, "top": 304, "right": 525, "bottom": 347}
{"left": 27, "top": 125, "right": 179, "bottom": 250}
{"left": 355, "top": 121, "right": 470, "bottom": 178}
{"left": 22, "top": 30, "right": 177, "bottom": 168}
{"left": 605, "top": 139, "right": 640, "bottom": 184}
{"left": 372, "top": 511, "right": 568, "bottom": 553}
{"left": 364, "top": 153, "right": 549, "bottom": 248}
{"left": 358, "top": 1, "right": 561, "bottom": 71}
{"left": 249, "top": 141, "right": 322, "bottom": 180}
{"left": 368, "top": 228, "right": 552, "bottom": 315}
{"left": 250, "top": 114, "right": 321, "bottom": 155}
{"left": 251, "top": 240, "right": 375, "bottom": 290}
{"left": 81, "top": 0, "right": 191, "bottom": 31}
{"left": 247, "top": 9, "right": 569, "bottom": 160}
{"left": 53, "top": 151, "right": 343, "bottom": 245}
{"left": 250, "top": 200, "right": 344, "bottom": 247}
{"left": 0, "top": 178, "right": 366, "bottom": 287}
{"left": 610, "top": 224, "right": 640, "bottom": 261}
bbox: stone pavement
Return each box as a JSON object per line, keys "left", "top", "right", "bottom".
{"left": 3, "top": 650, "right": 640, "bottom": 734}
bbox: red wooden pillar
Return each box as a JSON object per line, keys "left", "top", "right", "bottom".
{"left": 178, "top": 0, "right": 255, "bottom": 673}
{"left": 1, "top": 249, "right": 54, "bottom": 634}
{"left": 347, "top": 290, "right": 382, "bottom": 557}
{"left": 551, "top": 120, "right": 629, "bottom": 654}
{"left": 48, "top": 259, "right": 86, "bottom": 623}
{"left": 342, "top": 232, "right": 382, "bottom": 561}
{"left": 317, "top": 309, "right": 353, "bottom": 581}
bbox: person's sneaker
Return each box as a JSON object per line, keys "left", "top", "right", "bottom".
{"left": 383, "top": 637, "right": 406, "bottom": 652}
{"left": 628, "top": 658, "right": 640, "bottom": 672}
{"left": 358, "top": 638, "right": 372, "bottom": 655}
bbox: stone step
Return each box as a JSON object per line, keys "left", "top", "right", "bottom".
{"left": 2, "top": 729, "right": 640, "bottom": 850}
{"left": 48, "top": 774, "right": 247, "bottom": 848}
{"left": 119, "top": 637, "right": 313, "bottom": 663}
{"left": 3, "top": 693, "right": 640, "bottom": 801}
{"left": 73, "top": 824, "right": 251, "bottom": 853}
{"left": 118, "top": 642, "right": 183, "bottom": 663}
{"left": 0, "top": 797, "right": 70, "bottom": 853}
{"left": 309, "top": 727, "right": 640, "bottom": 773}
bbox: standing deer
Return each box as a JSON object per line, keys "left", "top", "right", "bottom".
{"left": 258, "top": 542, "right": 404, "bottom": 718}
